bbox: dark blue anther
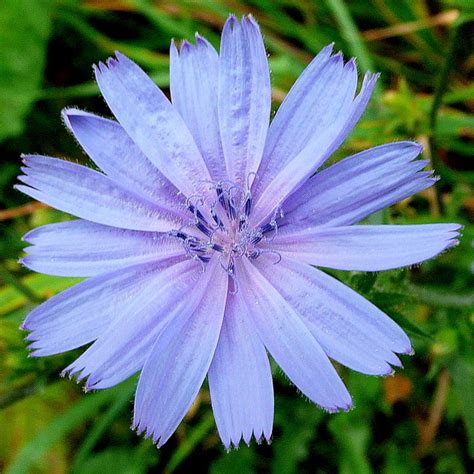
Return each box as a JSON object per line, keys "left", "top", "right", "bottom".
{"left": 244, "top": 195, "right": 252, "bottom": 216}
{"left": 212, "top": 243, "right": 224, "bottom": 252}
{"left": 216, "top": 185, "right": 227, "bottom": 211}
{"left": 188, "top": 203, "right": 207, "bottom": 223}
{"left": 228, "top": 199, "right": 237, "bottom": 220}
{"left": 250, "top": 232, "right": 263, "bottom": 245}
{"left": 260, "top": 222, "right": 276, "bottom": 234}
{"left": 195, "top": 221, "right": 212, "bottom": 237}
{"left": 238, "top": 215, "right": 247, "bottom": 232}
{"left": 198, "top": 255, "right": 211, "bottom": 263}
{"left": 247, "top": 249, "right": 260, "bottom": 259}
{"left": 176, "top": 231, "right": 189, "bottom": 240}
{"left": 211, "top": 207, "right": 224, "bottom": 229}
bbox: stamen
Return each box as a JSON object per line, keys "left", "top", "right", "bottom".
{"left": 196, "top": 221, "right": 213, "bottom": 237}
{"left": 210, "top": 203, "right": 224, "bottom": 229}
{"left": 243, "top": 193, "right": 252, "bottom": 216}
{"left": 238, "top": 214, "right": 248, "bottom": 232}
{"left": 169, "top": 178, "right": 284, "bottom": 275}
{"left": 216, "top": 183, "right": 229, "bottom": 215}
{"left": 247, "top": 249, "right": 260, "bottom": 259}
{"left": 258, "top": 249, "right": 282, "bottom": 264}
{"left": 246, "top": 171, "right": 258, "bottom": 190}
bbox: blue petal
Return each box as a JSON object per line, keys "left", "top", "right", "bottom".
{"left": 133, "top": 257, "right": 228, "bottom": 447}
{"left": 17, "top": 155, "right": 180, "bottom": 231}
{"left": 170, "top": 36, "right": 226, "bottom": 182}
{"left": 62, "top": 109, "right": 184, "bottom": 215}
{"left": 22, "top": 220, "right": 183, "bottom": 277}
{"left": 94, "top": 52, "right": 212, "bottom": 198}
{"left": 252, "top": 70, "right": 378, "bottom": 226}
{"left": 254, "top": 256, "right": 410, "bottom": 375}
{"left": 270, "top": 224, "right": 461, "bottom": 271}
{"left": 208, "top": 291, "right": 274, "bottom": 448}
{"left": 282, "top": 142, "right": 435, "bottom": 227}
{"left": 62, "top": 259, "right": 199, "bottom": 390}
{"left": 253, "top": 43, "right": 336, "bottom": 199}
{"left": 23, "top": 260, "right": 183, "bottom": 356}
{"left": 238, "top": 258, "right": 352, "bottom": 412}
{"left": 218, "top": 15, "right": 271, "bottom": 185}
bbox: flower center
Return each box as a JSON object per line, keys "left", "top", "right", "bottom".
{"left": 169, "top": 179, "right": 283, "bottom": 283}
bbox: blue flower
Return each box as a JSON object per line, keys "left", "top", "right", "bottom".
{"left": 17, "top": 14, "right": 460, "bottom": 449}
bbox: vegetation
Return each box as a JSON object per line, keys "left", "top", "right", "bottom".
{"left": 0, "top": 0, "right": 472, "bottom": 472}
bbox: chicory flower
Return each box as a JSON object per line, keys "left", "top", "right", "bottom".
{"left": 17, "top": 14, "right": 460, "bottom": 448}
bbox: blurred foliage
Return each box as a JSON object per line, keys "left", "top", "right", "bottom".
{"left": 0, "top": 0, "right": 473, "bottom": 472}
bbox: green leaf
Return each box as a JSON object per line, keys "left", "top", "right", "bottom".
{"left": 210, "top": 446, "right": 257, "bottom": 474}
{"left": 370, "top": 292, "right": 432, "bottom": 339}
{"left": 0, "top": 274, "right": 82, "bottom": 316}
{"left": 0, "top": 0, "right": 54, "bottom": 142}
{"left": 328, "top": 416, "right": 373, "bottom": 474}
{"left": 449, "top": 357, "right": 474, "bottom": 456}
{"left": 74, "top": 448, "right": 148, "bottom": 474}
{"left": 165, "top": 412, "right": 215, "bottom": 473}
{"left": 5, "top": 379, "right": 135, "bottom": 474}
{"left": 71, "top": 381, "right": 136, "bottom": 472}
{"left": 272, "top": 397, "right": 323, "bottom": 474}
{"left": 350, "top": 272, "right": 379, "bottom": 295}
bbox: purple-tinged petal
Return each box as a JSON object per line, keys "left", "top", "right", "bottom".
{"left": 62, "top": 109, "right": 184, "bottom": 215}
{"left": 170, "top": 36, "right": 226, "bottom": 182}
{"left": 133, "top": 256, "right": 228, "bottom": 447}
{"left": 17, "top": 155, "right": 180, "bottom": 232}
{"left": 63, "top": 259, "right": 199, "bottom": 389}
{"left": 21, "top": 220, "right": 183, "bottom": 277}
{"left": 252, "top": 71, "right": 378, "bottom": 226}
{"left": 253, "top": 43, "right": 335, "bottom": 199}
{"left": 23, "top": 259, "right": 184, "bottom": 357}
{"left": 208, "top": 292, "right": 273, "bottom": 448}
{"left": 238, "top": 258, "right": 352, "bottom": 412}
{"left": 218, "top": 15, "right": 271, "bottom": 185}
{"left": 270, "top": 224, "right": 461, "bottom": 271}
{"left": 255, "top": 256, "right": 409, "bottom": 375}
{"left": 282, "top": 142, "right": 435, "bottom": 227}
{"left": 94, "top": 52, "right": 212, "bottom": 198}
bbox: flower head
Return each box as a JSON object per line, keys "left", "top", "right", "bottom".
{"left": 17, "top": 14, "right": 460, "bottom": 449}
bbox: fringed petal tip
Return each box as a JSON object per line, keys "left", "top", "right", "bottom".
{"left": 19, "top": 321, "right": 29, "bottom": 331}
{"left": 61, "top": 107, "right": 94, "bottom": 133}
{"left": 323, "top": 399, "right": 354, "bottom": 415}
{"left": 59, "top": 358, "right": 113, "bottom": 392}
{"left": 60, "top": 364, "right": 91, "bottom": 387}
{"left": 222, "top": 13, "right": 260, "bottom": 31}
{"left": 346, "top": 57, "right": 357, "bottom": 72}
{"left": 133, "top": 417, "right": 273, "bottom": 450}
{"left": 293, "top": 385, "right": 353, "bottom": 415}
{"left": 194, "top": 32, "right": 211, "bottom": 47}
{"left": 222, "top": 430, "right": 273, "bottom": 451}
{"left": 62, "top": 361, "right": 111, "bottom": 393}
{"left": 364, "top": 71, "right": 381, "bottom": 86}
{"left": 21, "top": 226, "right": 39, "bottom": 243}
{"left": 92, "top": 51, "right": 126, "bottom": 76}
{"left": 172, "top": 34, "right": 213, "bottom": 57}
{"left": 442, "top": 224, "right": 463, "bottom": 252}
{"left": 224, "top": 13, "right": 238, "bottom": 29}
{"left": 131, "top": 419, "right": 167, "bottom": 448}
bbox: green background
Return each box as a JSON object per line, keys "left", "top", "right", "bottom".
{"left": 0, "top": 0, "right": 473, "bottom": 472}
